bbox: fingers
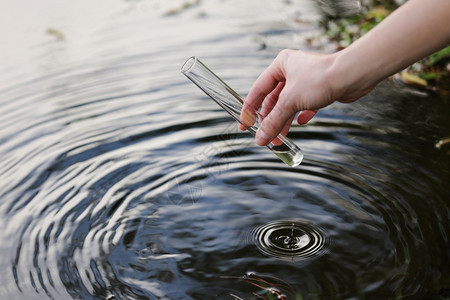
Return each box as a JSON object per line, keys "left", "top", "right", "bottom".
{"left": 240, "top": 81, "right": 284, "bottom": 132}
{"left": 297, "top": 110, "right": 318, "bottom": 125}
{"left": 260, "top": 82, "right": 285, "bottom": 119}
{"left": 239, "top": 110, "right": 256, "bottom": 131}
{"left": 270, "top": 114, "right": 295, "bottom": 146}
{"left": 240, "top": 49, "right": 335, "bottom": 143}
{"left": 240, "top": 58, "right": 284, "bottom": 128}
{"left": 241, "top": 50, "right": 307, "bottom": 146}
{"left": 281, "top": 114, "right": 296, "bottom": 136}
{"left": 255, "top": 95, "right": 295, "bottom": 146}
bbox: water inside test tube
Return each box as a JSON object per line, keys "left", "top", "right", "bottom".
{"left": 250, "top": 113, "right": 303, "bottom": 167}
{"left": 269, "top": 141, "right": 303, "bottom": 167}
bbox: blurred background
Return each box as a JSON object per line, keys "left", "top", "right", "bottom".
{"left": 0, "top": 0, "right": 448, "bottom": 299}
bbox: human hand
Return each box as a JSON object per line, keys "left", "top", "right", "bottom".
{"left": 240, "top": 49, "right": 371, "bottom": 146}
{"left": 241, "top": 0, "right": 450, "bottom": 147}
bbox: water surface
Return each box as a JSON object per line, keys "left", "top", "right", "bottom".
{"left": 0, "top": 1, "right": 449, "bottom": 299}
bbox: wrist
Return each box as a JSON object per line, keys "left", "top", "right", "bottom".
{"left": 327, "top": 48, "right": 381, "bottom": 103}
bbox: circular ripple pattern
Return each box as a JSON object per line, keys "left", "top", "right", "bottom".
{"left": 1, "top": 0, "right": 450, "bottom": 299}
{"left": 253, "top": 220, "right": 329, "bottom": 261}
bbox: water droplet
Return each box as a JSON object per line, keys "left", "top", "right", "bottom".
{"left": 252, "top": 220, "right": 329, "bottom": 261}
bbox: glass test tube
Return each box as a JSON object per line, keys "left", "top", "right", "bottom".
{"left": 181, "top": 56, "right": 303, "bottom": 167}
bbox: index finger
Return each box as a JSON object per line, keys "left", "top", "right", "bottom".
{"left": 240, "top": 59, "right": 285, "bottom": 127}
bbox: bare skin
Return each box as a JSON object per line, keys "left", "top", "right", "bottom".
{"left": 240, "top": 0, "right": 450, "bottom": 146}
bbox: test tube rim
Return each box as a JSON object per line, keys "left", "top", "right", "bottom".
{"left": 181, "top": 56, "right": 197, "bottom": 74}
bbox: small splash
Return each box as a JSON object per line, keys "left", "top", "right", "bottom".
{"left": 252, "top": 220, "right": 329, "bottom": 262}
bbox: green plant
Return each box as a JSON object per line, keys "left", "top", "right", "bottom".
{"left": 320, "top": 0, "right": 449, "bottom": 95}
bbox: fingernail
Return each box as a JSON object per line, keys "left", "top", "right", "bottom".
{"left": 242, "top": 110, "right": 256, "bottom": 127}
{"left": 271, "top": 136, "right": 282, "bottom": 146}
{"left": 256, "top": 128, "right": 269, "bottom": 146}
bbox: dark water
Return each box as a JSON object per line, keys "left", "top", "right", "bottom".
{"left": 1, "top": 1, "right": 449, "bottom": 299}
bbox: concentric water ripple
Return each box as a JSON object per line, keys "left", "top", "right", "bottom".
{"left": 252, "top": 220, "right": 329, "bottom": 261}
{"left": 0, "top": 0, "right": 449, "bottom": 299}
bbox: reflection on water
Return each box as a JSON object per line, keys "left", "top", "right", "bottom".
{"left": 0, "top": 0, "right": 449, "bottom": 299}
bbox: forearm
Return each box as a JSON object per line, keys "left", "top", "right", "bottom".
{"left": 242, "top": 0, "right": 450, "bottom": 146}
{"left": 331, "top": 0, "right": 450, "bottom": 100}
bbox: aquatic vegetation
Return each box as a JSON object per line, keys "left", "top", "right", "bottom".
{"left": 324, "top": 5, "right": 392, "bottom": 48}
{"left": 396, "top": 45, "right": 450, "bottom": 97}
{"left": 319, "top": 0, "right": 450, "bottom": 96}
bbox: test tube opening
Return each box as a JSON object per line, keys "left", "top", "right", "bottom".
{"left": 181, "top": 56, "right": 197, "bottom": 74}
